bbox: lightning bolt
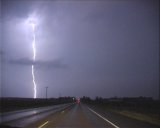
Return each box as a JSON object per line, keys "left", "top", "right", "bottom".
{"left": 31, "top": 23, "right": 37, "bottom": 99}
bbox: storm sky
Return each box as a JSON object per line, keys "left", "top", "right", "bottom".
{"left": 0, "top": 0, "right": 159, "bottom": 99}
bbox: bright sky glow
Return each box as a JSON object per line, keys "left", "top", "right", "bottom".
{"left": 30, "top": 22, "right": 35, "bottom": 31}
{"left": 2, "top": 0, "right": 158, "bottom": 99}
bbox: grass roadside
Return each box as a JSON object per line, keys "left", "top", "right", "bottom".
{"left": 107, "top": 108, "right": 160, "bottom": 126}
{"left": 81, "top": 97, "right": 160, "bottom": 126}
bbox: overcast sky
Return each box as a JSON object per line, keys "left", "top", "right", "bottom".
{"left": 0, "top": 0, "right": 159, "bottom": 99}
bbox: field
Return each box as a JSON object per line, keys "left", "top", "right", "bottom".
{"left": 81, "top": 96, "right": 160, "bottom": 126}
{"left": 0, "top": 97, "right": 75, "bottom": 113}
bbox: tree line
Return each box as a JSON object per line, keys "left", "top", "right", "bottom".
{"left": 0, "top": 97, "right": 75, "bottom": 113}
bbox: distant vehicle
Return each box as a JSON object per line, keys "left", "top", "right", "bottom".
{"left": 76, "top": 98, "right": 80, "bottom": 104}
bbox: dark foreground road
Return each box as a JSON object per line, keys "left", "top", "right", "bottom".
{"left": 27, "top": 103, "right": 116, "bottom": 128}
{"left": 2, "top": 103, "right": 159, "bottom": 128}
{"left": 26, "top": 103, "right": 159, "bottom": 128}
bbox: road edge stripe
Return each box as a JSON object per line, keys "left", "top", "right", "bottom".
{"left": 38, "top": 121, "right": 49, "bottom": 128}
{"left": 88, "top": 107, "right": 120, "bottom": 128}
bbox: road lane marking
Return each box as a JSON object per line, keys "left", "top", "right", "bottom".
{"left": 38, "top": 121, "right": 49, "bottom": 128}
{"left": 61, "top": 110, "right": 65, "bottom": 114}
{"left": 88, "top": 107, "right": 120, "bottom": 128}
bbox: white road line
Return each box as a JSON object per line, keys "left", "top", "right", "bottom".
{"left": 88, "top": 107, "right": 120, "bottom": 128}
{"left": 61, "top": 110, "right": 65, "bottom": 114}
{"left": 38, "top": 121, "right": 49, "bottom": 128}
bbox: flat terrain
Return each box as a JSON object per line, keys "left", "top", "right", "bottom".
{"left": 1, "top": 103, "right": 160, "bottom": 128}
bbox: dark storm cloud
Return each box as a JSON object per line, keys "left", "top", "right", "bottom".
{"left": 1, "top": 0, "right": 159, "bottom": 99}
{"left": 1, "top": 0, "right": 49, "bottom": 20}
{"left": 9, "top": 58, "right": 67, "bottom": 69}
{"left": 0, "top": 51, "right": 4, "bottom": 55}
{"left": 2, "top": 0, "right": 33, "bottom": 18}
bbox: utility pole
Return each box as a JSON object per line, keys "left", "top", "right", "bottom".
{"left": 46, "top": 87, "right": 48, "bottom": 99}
{"left": 59, "top": 93, "right": 61, "bottom": 98}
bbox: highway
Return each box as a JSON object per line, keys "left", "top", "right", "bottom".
{"left": 0, "top": 103, "right": 72, "bottom": 123}
{"left": 1, "top": 103, "right": 159, "bottom": 128}
{"left": 0, "top": 103, "right": 73, "bottom": 127}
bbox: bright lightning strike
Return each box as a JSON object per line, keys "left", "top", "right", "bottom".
{"left": 30, "top": 22, "right": 37, "bottom": 99}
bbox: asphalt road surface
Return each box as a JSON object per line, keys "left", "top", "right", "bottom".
{"left": 0, "top": 103, "right": 72, "bottom": 123}
{"left": 2, "top": 103, "right": 159, "bottom": 128}
{"left": 26, "top": 103, "right": 159, "bottom": 128}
